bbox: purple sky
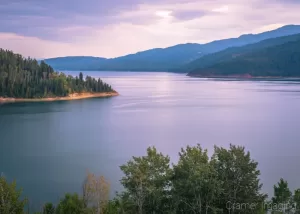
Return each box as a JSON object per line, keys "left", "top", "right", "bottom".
{"left": 0, "top": 0, "right": 300, "bottom": 58}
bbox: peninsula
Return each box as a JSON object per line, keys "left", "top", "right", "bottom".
{"left": 0, "top": 49, "right": 118, "bottom": 103}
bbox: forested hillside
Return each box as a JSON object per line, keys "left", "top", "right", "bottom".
{"left": 0, "top": 49, "right": 113, "bottom": 98}
{"left": 188, "top": 38, "right": 300, "bottom": 77}
{"left": 181, "top": 33, "right": 300, "bottom": 72}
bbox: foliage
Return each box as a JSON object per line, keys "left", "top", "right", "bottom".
{"left": 55, "top": 193, "right": 86, "bottom": 214}
{"left": 272, "top": 178, "right": 292, "bottom": 204}
{"left": 6, "top": 144, "right": 300, "bottom": 214}
{"left": 42, "top": 202, "right": 55, "bottom": 214}
{"left": 0, "top": 175, "right": 27, "bottom": 214}
{"left": 82, "top": 171, "right": 110, "bottom": 213}
{"left": 294, "top": 189, "right": 300, "bottom": 214}
{"left": 213, "top": 145, "right": 267, "bottom": 213}
{"left": 172, "top": 144, "right": 222, "bottom": 213}
{"left": 269, "top": 178, "right": 293, "bottom": 213}
{"left": 102, "top": 192, "right": 136, "bottom": 214}
{"left": 120, "top": 146, "right": 172, "bottom": 214}
{"left": 0, "top": 49, "right": 114, "bottom": 98}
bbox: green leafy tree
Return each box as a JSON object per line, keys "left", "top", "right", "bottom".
{"left": 120, "top": 147, "right": 172, "bottom": 214}
{"left": 43, "top": 202, "right": 55, "bottom": 214}
{"left": 105, "top": 192, "right": 135, "bottom": 214}
{"left": 212, "top": 144, "right": 266, "bottom": 214}
{"left": 0, "top": 175, "right": 27, "bottom": 214}
{"left": 55, "top": 193, "right": 86, "bottom": 214}
{"left": 294, "top": 189, "right": 300, "bottom": 214}
{"left": 172, "top": 144, "right": 222, "bottom": 214}
{"left": 271, "top": 178, "right": 292, "bottom": 213}
{"left": 103, "top": 192, "right": 136, "bottom": 214}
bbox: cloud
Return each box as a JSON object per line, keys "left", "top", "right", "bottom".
{"left": 212, "top": 5, "right": 229, "bottom": 13}
{"left": 155, "top": 10, "right": 173, "bottom": 18}
{"left": 0, "top": 0, "right": 300, "bottom": 58}
{"left": 172, "top": 10, "right": 208, "bottom": 21}
{"left": 0, "top": 33, "right": 76, "bottom": 58}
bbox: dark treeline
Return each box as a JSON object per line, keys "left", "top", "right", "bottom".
{"left": 1, "top": 144, "right": 299, "bottom": 214}
{"left": 0, "top": 49, "right": 114, "bottom": 98}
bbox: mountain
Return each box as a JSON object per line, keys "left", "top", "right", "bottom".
{"left": 45, "top": 44, "right": 203, "bottom": 71}
{"left": 44, "top": 56, "right": 107, "bottom": 70}
{"left": 187, "top": 38, "right": 300, "bottom": 77}
{"left": 181, "top": 33, "right": 300, "bottom": 72}
{"left": 44, "top": 25, "right": 300, "bottom": 71}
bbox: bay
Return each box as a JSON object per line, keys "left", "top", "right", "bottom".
{"left": 1, "top": 71, "right": 300, "bottom": 209}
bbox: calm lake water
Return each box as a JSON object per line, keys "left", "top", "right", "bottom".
{"left": 1, "top": 71, "right": 300, "bottom": 209}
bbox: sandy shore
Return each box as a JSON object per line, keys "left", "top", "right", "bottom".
{"left": 0, "top": 91, "right": 119, "bottom": 103}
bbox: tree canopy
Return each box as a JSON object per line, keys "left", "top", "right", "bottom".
{"left": 0, "top": 175, "right": 27, "bottom": 214}
{"left": 2, "top": 144, "right": 300, "bottom": 214}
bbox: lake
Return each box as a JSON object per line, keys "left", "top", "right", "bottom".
{"left": 1, "top": 71, "right": 300, "bottom": 209}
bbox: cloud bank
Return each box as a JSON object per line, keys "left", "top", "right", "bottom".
{"left": 0, "top": 0, "right": 300, "bottom": 58}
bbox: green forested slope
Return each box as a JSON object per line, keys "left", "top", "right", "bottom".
{"left": 0, "top": 49, "right": 113, "bottom": 98}
{"left": 182, "top": 33, "right": 300, "bottom": 72}
{"left": 188, "top": 39, "right": 300, "bottom": 77}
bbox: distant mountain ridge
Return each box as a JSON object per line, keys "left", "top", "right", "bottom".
{"left": 44, "top": 56, "right": 107, "bottom": 71}
{"left": 44, "top": 25, "right": 300, "bottom": 72}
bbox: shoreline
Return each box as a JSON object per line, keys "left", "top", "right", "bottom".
{"left": 0, "top": 91, "right": 119, "bottom": 103}
{"left": 187, "top": 74, "right": 300, "bottom": 80}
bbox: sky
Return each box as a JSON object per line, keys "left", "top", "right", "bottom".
{"left": 1, "top": 0, "right": 300, "bottom": 59}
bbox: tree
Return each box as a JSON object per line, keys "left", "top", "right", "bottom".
{"left": 0, "top": 175, "right": 27, "bottom": 214}
{"left": 120, "top": 147, "right": 172, "bottom": 214}
{"left": 43, "top": 202, "right": 55, "bottom": 214}
{"left": 102, "top": 192, "right": 136, "bottom": 214}
{"left": 172, "top": 144, "right": 222, "bottom": 214}
{"left": 82, "top": 171, "right": 110, "bottom": 213}
{"left": 271, "top": 178, "right": 293, "bottom": 213}
{"left": 111, "top": 192, "right": 135, "bottom": 214}
{"left": 294, "top": 189, "right": 300, "bottom": 214}
{"left": 79, "top": 72, "right": 83, "bottom": 82}
{"left": 212, "top": 144, "right": 266, "bottom": 214}
{"left": 55, "top": 193, "right": 86, "bottom": 214}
